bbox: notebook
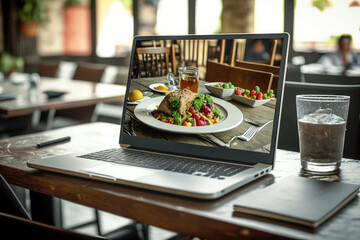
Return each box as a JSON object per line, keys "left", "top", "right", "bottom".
{"left": 233, "top": 176, "right": 359, "bottom": 228}
{"left": 27, "top": 33, "right": 289, "bottom": 199}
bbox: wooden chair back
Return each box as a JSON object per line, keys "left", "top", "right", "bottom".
{"left": 73, "top": 62, "right": 105, "bottom": 83}
{"left": 205, "top": 60, "right": 274, "bottom": 92}
{"left": 303, "top": 73, "right": 360, "bottom": 85}
{"left": 37, "top": 61, "right": 59, "bottom": 77}
{"left": 0, "top": 212, "right": 105, "bottom": 239}
{"left": 243, "top": 39, "right": 278, "bottom": 66}
{"left": 136, "top": 47, "right": 175, "bottom": 77}
{"left": 229, "top": 39, "right": 246, "bottom": 66}
{"left": 235, "top": 60, "right": 280, "bottom": 93}
{"left": 53, "top": 62, "right": 106, "bottom": 125}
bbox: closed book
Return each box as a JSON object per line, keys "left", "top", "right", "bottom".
{"left": 233, "top": 176, "right": 359, "bottom": 228}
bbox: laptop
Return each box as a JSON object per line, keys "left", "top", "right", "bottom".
{"left": 28, "top": 33, "right": 289, "bottom": 199}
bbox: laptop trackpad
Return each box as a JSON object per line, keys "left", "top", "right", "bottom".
{"left": 82, "top": 164, "right": 156, "bottom": 181}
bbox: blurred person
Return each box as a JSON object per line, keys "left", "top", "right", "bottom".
{"left": 318, "top": 34, "right": 360, "bottom": 69}
{"left": 245, "top": 39, "right": 269, "bottom": 62}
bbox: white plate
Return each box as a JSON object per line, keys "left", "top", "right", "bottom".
{"left": 127, "top": 96, "right": 151, "bottom": 105}
{"left": 231, "top": 94, "right": 271, "bottom": 107}
{"left": 134, "top": 96, "right": 243, "bottom": 134}
{"left": 149, "top": 83, "right": 170, "bottom": 94}
{"left": 204, "top": 82, "right": 234, "bottom": 99}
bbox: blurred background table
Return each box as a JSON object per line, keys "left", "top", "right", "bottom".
{"left": 0, "top": 77, "right": 126, "bottom": 117}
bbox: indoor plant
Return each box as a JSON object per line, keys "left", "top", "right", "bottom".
{"left": 18, "top": 0, "right": 47, "bottom": 37}
{"left": 0, "top": 52, "right": 24, "bottom": 77}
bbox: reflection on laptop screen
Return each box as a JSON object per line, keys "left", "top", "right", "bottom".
{"left": 121, "top": 34, "right": 288, "bottom": 166}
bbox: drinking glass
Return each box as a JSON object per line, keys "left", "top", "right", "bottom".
{"left": 178, "top": 66, "right": 199, "bottom": 93}
{"left": 296, "top": 95, "right": 350, "bottom": 173}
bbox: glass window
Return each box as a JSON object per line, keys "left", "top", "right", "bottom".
{"left": 254, "top": 0, "right": 284, "bottom": 33}
{"left": 96, "top": 0, "right": 133, "bottom": 57}
{"left": 38, "top": 0, "right": 91, "bottom": 56}
{"left": 195, "top": 0, "right": 222, "bottom": 34}
{"left": 294, "top": 0, "right": 360, "bottom": 51}
{"left": 155, "top": 0, "right": 188, "bottom": 35}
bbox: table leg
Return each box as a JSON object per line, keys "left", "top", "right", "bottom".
{"left": 46, "top": 108, "right": 56, "bottom": 130}
{"left": 31, "top": 110, "right": 41, "bottom": 127}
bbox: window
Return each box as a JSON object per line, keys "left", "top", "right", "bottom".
{"left": 96, "top": 0, "right": 133, "bottom": 57}
{"left": 38, "top": 0, "right": 91, "bottom": 56}
{"left": 155, "top": 0, "right": 188, "bottom": 35}
{"left": 254, "top": 0, "right": 284, "bottom": 33}
{"left": 195, "top": 0, "right": 222, "bottom": 34}
{"left": 294, "top": 0, "right": 360, "bottom": 51}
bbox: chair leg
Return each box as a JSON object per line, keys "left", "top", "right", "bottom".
{"left": 94, "top": 209, "right": 102, "bottom": 236}
{"left": 0, "top": 175, "right": 31, "bottom": 220}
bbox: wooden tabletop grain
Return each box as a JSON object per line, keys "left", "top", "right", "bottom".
{"left": 0, "top": 122, "right": 359, "bottom": 240}
{"left": 0, "top": 77, "right": 126, "bottom": 117}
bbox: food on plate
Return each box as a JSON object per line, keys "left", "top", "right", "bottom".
{"left": 213, "top": 82, "right": 235, "bottom": 89}
{"left": 153, "top": 89, "right": 223, "bottom": 126}
{"left": 128, "top": 90, "right": 143, "bottom": 102}
{"left": 154, "top": 85, "right": 168, "bottom": 91}
{"left": 158, "top": 88, "right": 194, "bottom": 116}
{"left": 234, "top": 86, "right": 275, "bottom": 100}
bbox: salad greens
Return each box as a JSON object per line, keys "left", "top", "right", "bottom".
{"left": 171, "top": 110, "right": 182, "bottom": 125}
{"left": 212, "top": 107, "right": 223, "bottom": 119}
{"left": 192, "top": 94, "right": 204, "bottom": 111}
{"left": 170, "top": 97, "right": 181, "bottom": 111}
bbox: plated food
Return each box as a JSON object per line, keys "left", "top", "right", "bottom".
{"left": 204, "top": 82, "right": 234, "bottom": 98}
{"left": 151, "top": 89, "right": 223, "bottom": 126}
{"left": 231, "top": 86, "right": 274, "bottom": 107}
{"left": 149, "top": 83, "right": 169, "bottom": 93}
{"left": 233, "top": 86, "right": 275, "bottom": 100}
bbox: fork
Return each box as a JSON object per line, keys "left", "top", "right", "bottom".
{"left": 225, "top": 120, "right": 273, "bottom": 147}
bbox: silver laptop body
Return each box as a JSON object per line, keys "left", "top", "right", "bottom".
{"left": 28, "top": 33, "right": 289, "bottom": 199}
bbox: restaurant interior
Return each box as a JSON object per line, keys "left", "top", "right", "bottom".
{"left": 1, "top": 0, "right": 360, "bottom": 239}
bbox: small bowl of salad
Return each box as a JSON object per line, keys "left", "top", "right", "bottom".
{"left": 231, "top": 86, "right": 274, "bottom": 107}
{"left": 205, "top": 82, "right": 235, "bottom": 99}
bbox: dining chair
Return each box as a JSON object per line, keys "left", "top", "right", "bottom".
{"left": 229, "top": 39, "right": 246, "bottom": 66}
{"left": 243, "top": 39, "right": 279, "bottom": 66}
{"left": 0, "top": 174, "right": 105, "bottom": 239}
{"left": 0, "top": 212, "right": 108, "bottom": 239}
{"left": 135, "top": 47, "right": 176, "bottom": 77}
{"left": 172, "top": 39, "right": 215, "bottom": 79}
{"left": 278, "top": 81, "right": 360, "bottom": 160}
{"left": 73, "top": 62, "right": 106, "bottom": 83}
{"left": 50, "top": 62, "right": 106, "bottom": 128}
{"left": 235, "top": 60, "right": 280, "bottom": 93}
{"left": 303, "top": 73, "right": 360, "bottom": 85}
{"left": 205, "top": 60, "right": 274, "bottom": 92}
{"left": 37, "top": 61, "right": 60, "bottom": 78}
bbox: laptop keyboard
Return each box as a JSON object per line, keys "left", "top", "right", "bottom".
{"left": 78, "top": 148, "right": 250, "bottom": 180}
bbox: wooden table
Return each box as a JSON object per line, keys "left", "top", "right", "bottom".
{"left": 126, "top": 77, "right": 275, "bottom": 153}
{"left": 0, "top": 77, "right": 126, "bottom": 117}
{"left": 1, "top": 122, "right": 359, "bottom": 240}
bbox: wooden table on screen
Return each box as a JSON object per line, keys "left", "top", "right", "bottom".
{"left": 0, "top": 77, "right": 126, "bottom": 117}
{"left": 126, "top": 77, "right": 275, "bottom": 153}
{"left": 1, "top": 122, "right": 360, "bottom": 240}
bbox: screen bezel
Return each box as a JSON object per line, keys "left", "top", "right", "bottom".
{"left": 119, "top": 33, "right": 289, "bottom": 166}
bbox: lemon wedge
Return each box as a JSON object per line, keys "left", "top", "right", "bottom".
{"left": 128, "top": 90, "right": 143, "bottom": 102}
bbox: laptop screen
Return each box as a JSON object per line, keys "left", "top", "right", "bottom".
{"left": 120, "top": 33, "right": 289, "bottom": 166}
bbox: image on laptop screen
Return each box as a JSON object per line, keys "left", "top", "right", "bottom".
{"left": 121, "top": 34, "right": 288, "bottom": 166}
